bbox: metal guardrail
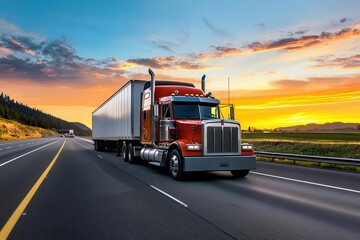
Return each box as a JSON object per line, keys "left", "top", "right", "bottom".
{"left": 255, "top": 151, "right": 360, "bottom": 166}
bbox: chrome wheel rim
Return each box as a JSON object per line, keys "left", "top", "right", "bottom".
{"left": 170, "top": 155, "right": 179, "bottom": 176}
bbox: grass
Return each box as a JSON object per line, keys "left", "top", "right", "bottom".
{"left": 243, "top": 132, "right": 360, "bottom": 143}
{"left": 0, "top": 117, "right": 57, "bottom": 141}
{"left": 242, "top": 132, "right": 360, "bottom": 171}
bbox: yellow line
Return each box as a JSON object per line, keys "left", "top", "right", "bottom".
{"left": 0, "top": 140, "right": 66, "bottom": 240}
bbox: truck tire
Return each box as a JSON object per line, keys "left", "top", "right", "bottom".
{"left": 122, "top": 143, "right": 128, "bottom": 162}
{"left": 127, "top": 143, "right": 136, "bottom": 164}
{"left": 168, "top": 149, "right": 184, "bottom": 181}
{"left": 94, "top": 141, "right": 98, "bottom": 151}
{"left": 231, "top": 170, "right": 250, "bottom": 178}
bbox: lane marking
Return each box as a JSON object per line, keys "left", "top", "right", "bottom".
{"left": 6, "top": 147, "right": 11, "bottom": 149}
{"left": 0, "top": 140, "right": 59, "bottom": 168}
{"left": 76, "top": 137, "right": 94, "bottom": 144}
{"left": 97, "top": 155, "right": 103, "bottom": 159}
{"left": 252, "top": 171, "right": 360, "bottom": 194}
{"left": 19, "top": 145, "right": 23, "bottom": 147}
{"left": 0, "top": 140, "right": 66, "bottom": 239}
{"left": 150, "top": 185, "right": 188, "bottom": 208}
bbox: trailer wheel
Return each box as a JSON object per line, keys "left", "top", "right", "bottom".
{"left": 231, "top": 170, "right": 249, "bottom": 178}
{"left": 122, "top": 143, "right": 128, "bottom": 162}
{"left": 127, "top": 143, "right": 136, "bottom": 164}
{"left": 168, "top": 149, "right": 184, "bottom": 181}
{"left": 94, "top": 141, "right": 98, "bottom": 151}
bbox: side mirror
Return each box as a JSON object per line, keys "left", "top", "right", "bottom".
{"left": 230, "top": 105, "right": 235, "bottom": 120}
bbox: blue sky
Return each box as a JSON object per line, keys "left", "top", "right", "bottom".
{"left": 2, "top": 0, "right": 358, "bottom": 58}
{"left": 0, "top": 0, "right": 359, "bottom": 128}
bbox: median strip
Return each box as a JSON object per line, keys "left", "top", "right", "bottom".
{"left": 0, "top": 140, "right": 66, "bottom": 240}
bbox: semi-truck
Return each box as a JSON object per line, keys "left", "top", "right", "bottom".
{"left": 69, "top": 129, "right": 75, "bottom": 138}
{"left": 92, "top": 69, "right": 256, "bottom": 180}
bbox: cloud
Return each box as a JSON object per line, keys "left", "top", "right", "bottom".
{"left": 203, "top": 18, "right": 230, "bottom": 38}
{"left": 191, "top": 22, "right": 360, "bottom": 61}
{"left": 150, "top": 28, "right": 188, "bottom": 53}
{"left": 314, "top": 54, "right": 360, "bottom": 69}
{"left": 127, "top": 56, "right": 216, "bottom": 70}
{"left": 340, "top": 18, "right": 348, "bottom": 23}
{"left": 255, "top": 23, "right": 266, "bottom": 28}
{"left": 150, "top": 40, "right": 178, "bottom": 53}
{"left": 0, "top": 33, "right": 131, "bottom": 85}
{"left": 1, "top": 34, "right": 41, "bottom": 55}
{"left": 190, "top": 46, "right": 244, "bottom": 61}
{"left": 247, "top": 24, "right": 359, "bottom": 52}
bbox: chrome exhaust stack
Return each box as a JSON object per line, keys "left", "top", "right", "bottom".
{"left": 148, "top": 68, "right": 158, "bottom": 147}
{"left": 201, "top": 74, "right": 206, "bottom": 92}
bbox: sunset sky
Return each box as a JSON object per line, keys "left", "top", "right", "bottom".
{"left": 0, "top": 0, "right": 359, "bottom": 129}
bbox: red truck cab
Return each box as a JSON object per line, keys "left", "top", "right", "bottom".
{"left": 139, "top": 70, "right": 256, "bottom": 180}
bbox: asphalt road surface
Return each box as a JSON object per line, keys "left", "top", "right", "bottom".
{"left": 0, "top": 137, "right": 359, "bottom": 239}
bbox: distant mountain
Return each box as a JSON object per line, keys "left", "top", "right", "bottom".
{"left": 276, "top": 122, "right": 360, "bottom": 132}
{"left": 71, "top": 122, "right": 92, "bottom": 136}
{"left": 0, "top": 92, "right": 92, "bottom": 136}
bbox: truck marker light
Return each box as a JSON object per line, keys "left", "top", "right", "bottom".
{"left": 186, "top": 144, "right": 202, "bottom": 151}
{"left": 241, "top": 144, "right": 253, "bottom": 150}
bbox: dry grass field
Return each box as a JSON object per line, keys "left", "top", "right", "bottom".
{"left": 0, "top": 117, "right": 57, "bottom": 141}
{"left": 242, "top": 132, "right": 360, "bottom": 159}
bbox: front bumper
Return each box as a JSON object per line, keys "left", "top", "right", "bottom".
{"left": 183, "top": 155, "right": 256, "bottom": 172}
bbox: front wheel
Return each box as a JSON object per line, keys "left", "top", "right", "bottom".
{"left": 168, "top": 149, "right": 184, "bottom": 181}
{"left": 231, "top": 170, "right": 250, "bottom": 178}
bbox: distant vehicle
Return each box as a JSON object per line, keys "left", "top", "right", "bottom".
{"left": 92, "top": 69, "right": 256, "bottom": 180}
{"left": 69, "top": 129, "right": 75, "bottom": 138}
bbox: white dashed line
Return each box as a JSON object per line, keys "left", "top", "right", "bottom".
{"left": 0, "top": 140, "right": 60, "bottom": 168}
{"left": 150, "top": 185, "right": 188, "bottom": 208}
{"left": 252, "top": 171, "right": 360, "bottom": 194}
{"left": 97, "top": 155, "right": 103, "bottom": 159}
{"left": 6, "top": 147, "right": 11, "bottom": 149}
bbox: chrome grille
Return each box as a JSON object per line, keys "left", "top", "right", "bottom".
{"left": 203, "top": 121, "right": 240, "bottom": 155}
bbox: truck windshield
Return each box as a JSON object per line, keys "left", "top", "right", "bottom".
{"left": 172, "top": 103, "right": 220, "bottom": 119}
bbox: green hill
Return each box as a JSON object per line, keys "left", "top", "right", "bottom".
{"left": 0, "top": 92, "right": 92, "bottom": 137}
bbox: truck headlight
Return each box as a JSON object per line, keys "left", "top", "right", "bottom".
{"left": 186, "top": 144, "right": 202, "bottom": 151}
{"left": 241, "top": 143, "right": 253, "bottom": 150}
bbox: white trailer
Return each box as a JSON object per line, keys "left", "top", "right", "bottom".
{"left": 92, "top": 80, "right": 146, "bottom": 151}
{"left": 69, "top": 129, "right": 74, "bottom": 138}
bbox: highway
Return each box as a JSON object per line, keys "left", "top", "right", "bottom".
{"left": 0, "top": 137, "right": 359, "bottom": 239}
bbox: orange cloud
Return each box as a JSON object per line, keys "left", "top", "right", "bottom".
{"left": 314, "top": 54, "right": 360, "bottom": 69}
{"left": 191, "top": 22, "right": 360, "bottom": 61}
{"left": 126, "top": 56, "right": 218, "bottom": 70}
